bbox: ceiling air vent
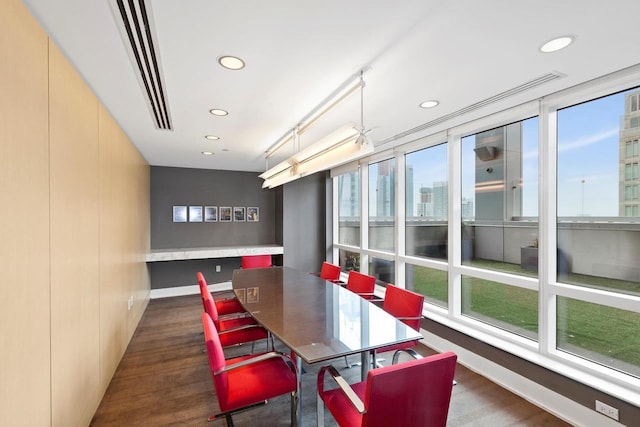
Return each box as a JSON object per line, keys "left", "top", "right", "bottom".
{"left": 111, "top": 0, "right": 172, "bottom": 130}
{"left": 382, "top": 71, "right": 565, "bottom": 144}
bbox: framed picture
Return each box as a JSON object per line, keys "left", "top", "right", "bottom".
{"left": 204, "top": 206, "right": 218, "bottom": 222}
{"left": 219, "top": 206, "right": 232, "bottom": 222}
{"left": 189, "top": 206, "right": 203, "bottom": 222}
{"left": 233, "top": 206, "right": 246, "bottom": 222}
{"left": 173, "top": 206, "right": 187, "bottom": 222}
{"left": 247, "top": 207, "right": 259, "bottom": 222}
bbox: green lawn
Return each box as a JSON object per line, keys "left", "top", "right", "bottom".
{"left": 409, "top": 261, "right": 640, "bottom": 376}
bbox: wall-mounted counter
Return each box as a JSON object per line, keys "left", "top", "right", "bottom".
{"left": 146, "top": 244, "right": 284, "bottom": 262}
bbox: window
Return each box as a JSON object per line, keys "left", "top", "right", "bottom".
{"left": 337, "top": 172, "right": 360, "bottom": 246}
{"left": 557, "top": 88, "right": 640, "bottom": 296}
{"left": 625, "top": 185, "right": 638, "bottom": 200}
{"left": 461, "top": 118, "right": 539, "bottom": 277}
{"left": 461, "top": 275, "right": 538, "bottom": 340}
{"left": 557, "top": 297, "right": 640, "bottom": 378}
{"left": 406, "top": 264, "right": 448, "bottom": 308}
{"left": 405, "top": 143, "right": 448, "bottom": 260}
{"left": 625, "top": 140, "right": 639, "bottom": 158}
{"left": 368, "top": 159, "right": 395, "bottom": 252}
{"left": 368, "top": 257, "right": 395, "bottom": 285}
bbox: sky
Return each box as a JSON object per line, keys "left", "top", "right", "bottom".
{"left": 342, "top": 87, "right": 638, "bottom": 219}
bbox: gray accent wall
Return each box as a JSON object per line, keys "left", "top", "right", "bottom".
{"left": 150, "top": 166, "right": 277, "bottom": 249}
{"left": 149, "top": 166, "right": 279, "bottom": 288}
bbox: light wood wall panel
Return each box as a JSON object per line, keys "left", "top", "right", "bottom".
{"left": 2, "top": 1, "right": 151, "bottom": 425}
{"left": 98, "top": 105, "right": 128, "bottom": 388}
{"left": 49, "top": 41, "right": 101, "bottom": 427}
{"left": 0, "top": 0, "right": 51, "bottom": 425}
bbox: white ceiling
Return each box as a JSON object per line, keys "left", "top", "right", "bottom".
{"left": 23, "top": 0, "right": 640, "bottom": 173}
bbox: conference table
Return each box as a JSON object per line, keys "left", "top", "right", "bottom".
{"left": 231, "top": 266, "right": 423, "bottom": 426}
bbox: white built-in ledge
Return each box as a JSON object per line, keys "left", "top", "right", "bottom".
{"left": 145, "top": 244, "right": 284, "bottom": 262}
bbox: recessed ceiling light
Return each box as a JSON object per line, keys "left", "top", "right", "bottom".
{"left": 222, "top": 148, "right": 229, "bottom": 152}
{"left": 201, "top": 151, "right": 214, "bottom": 156}
{"left": 218, "top": 55, "right": 245, "bottom": 70}
{"left": 540, "top": 36, "right": 574, "bottom": 53}
{"left": 419, "top": 100, "right": 439, "bottom": 108}
{"left": 205, "top": 135, "right": 220, "bottom": 140}
{"left": 209, "top": 109, "right": 228, "bottom": 116}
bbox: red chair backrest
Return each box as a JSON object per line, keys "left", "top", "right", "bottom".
{"left": 383, "top": 285, "right": 424, "bottom": 331}
{"left": 362, "top": 352, "right": 457, "bottom": 427}
{"left": 202, "top": 289, "right": 220, "bottom": 327}
{"left": 241, "top": 254, "right": 272, "bottom": 269}
{"left": 197, "top": 271, "right": 208, "bottom": 311}
{"left": 319, "top": 262, "right": 341, "bottom": 281}
{"left": 201, "top": 312, "right": 227, "bottom": 376}
{"left": 346, "top": 270, "right": 376, "bottom": 294}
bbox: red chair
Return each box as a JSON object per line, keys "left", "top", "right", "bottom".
{"left": 317, "top": 352, "right": 457, "bottom": 427}
{"left": 346, "top": 270, "right": 380, "bottom": 301}
{"left": 202, "top": 284, "right": 271, "bottom": 350}
{"left": 319, "top": 261, "right": 342, "bottom": 282}
{"left": 376, "top": 285, "right": 424, "bottom": 363}
{"left": 197, "top": 271, "right": 244, "bottom": 316}
{"left": 241, "top": 254, "right": 272, "bottom": 269}
{"left": 201, "top": 313, "right": 298, "bottom": 426}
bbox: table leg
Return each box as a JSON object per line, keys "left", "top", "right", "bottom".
{"left": 360, "top": 350, "right": 370, "bottom": 380}
{"left": 295, "top": 353, "right": 302, "bottom": 427}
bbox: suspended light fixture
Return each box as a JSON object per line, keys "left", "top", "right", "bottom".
{"left": 260, "top": 71, "right": 373, "bottom": 189}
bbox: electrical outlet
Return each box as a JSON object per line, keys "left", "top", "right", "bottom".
{"left": 595, "top": 400, "right": 619, "bottom": 421}
{"left": 216, "top": 265, "right": 221, "bottom": 272}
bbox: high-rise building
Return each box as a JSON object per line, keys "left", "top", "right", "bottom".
{"left": 433, "top": 181, "right": 448, "bottom": 219}
{"left": 417, "top": 186, "right": 433, "bottom": 217}
{"left": 619, "top": 90, "right": 640, "bottom": 216}
{"left": 406, "top": 165, "right": 414, "bottom": 216}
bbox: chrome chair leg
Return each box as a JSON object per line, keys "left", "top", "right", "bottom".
{"left": 317, "top": 392, "right": 324, "bottom": 427}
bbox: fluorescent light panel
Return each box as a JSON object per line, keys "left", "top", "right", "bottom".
{"left": 260, "top": 123, "right": 373, "bottom": 188}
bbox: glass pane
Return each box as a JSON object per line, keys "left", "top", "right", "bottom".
{"left": 406, "top": 264, "right": 448, "bottom": 308}
{"left": 405, "top": 143, "right": 448, "bottom": 260}
{"left": 461, "top": 275, "right": 538, "bottom": 340}
{"left": 337, "top": 172, "right": 360, "bottom": 246}
{"left": 338, "top": 249, "right": 360, "bottom": 272}
{"left": 557, "top": 297, "right": 640, "bottom": 378}
{"left": 368, "top": 257, "right": 395, "bottom": 285}
{"left": 557, "top": 88, "right": 640, "bottom": 296}
{"left": 461, "top": 118, "right": 539, "bottom": 278}
{"left": 369, "top": 159, "right": 395, "bottom": 252}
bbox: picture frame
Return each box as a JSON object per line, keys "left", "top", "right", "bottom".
{"left": 247, "top": 206, "right": 259, "bottom": 222}
{"left": 173, "top": 206, "right": 187, "bottom": 222}
{"left": 233, "top": 206, "right": 246, "bottom": 222}
{"left": 219, "top": 206, "right": 232, "bottom": 222}
{"left": 204, "top": 206, "right": 218, "bottom": 222}
{"left": 188, "top": 206, "right": 203, "bottom": 222}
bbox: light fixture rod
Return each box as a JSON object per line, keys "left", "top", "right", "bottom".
{"left": 264, "top": 68, "right": 369, "bottom": 159}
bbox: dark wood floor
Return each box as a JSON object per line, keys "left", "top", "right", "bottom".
{"left": 90, "top": 295, "right": 572, "bottom": 426}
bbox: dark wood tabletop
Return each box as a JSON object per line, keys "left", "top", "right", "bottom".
{"left": 231, "top": 266, "right": 423, "bottom": 365}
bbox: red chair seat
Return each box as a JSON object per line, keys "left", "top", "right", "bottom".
{"left": 201, "top": 313, "right": 298, "bottom": 424}
{"left": 215, "top": 353, "right": 298, "bottom": 412}
{"left": 215, "top": 297, "right": 245, "bottom": 316}
{"left": 217, "top": 315, "right": 268, "bottom": 347}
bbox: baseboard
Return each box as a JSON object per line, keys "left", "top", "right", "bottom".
{"left": 150, "top": 281, "right": 232, "bottom": 299}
